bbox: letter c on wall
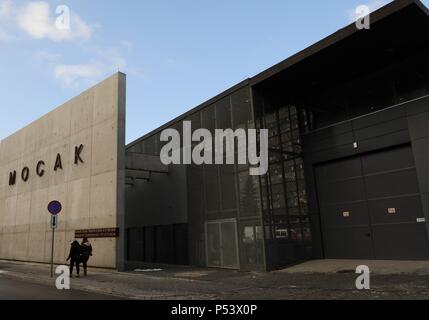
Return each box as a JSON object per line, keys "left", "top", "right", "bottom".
{"left": 36, "top": 160, "right": 45, "bottom": 177}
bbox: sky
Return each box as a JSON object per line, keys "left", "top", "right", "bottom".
{"left": 1, "top": 0, "right": 428, "bottom": 144}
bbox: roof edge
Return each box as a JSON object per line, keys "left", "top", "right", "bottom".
{"left": 250, "top": 0, "right": 423, "bottom": 86}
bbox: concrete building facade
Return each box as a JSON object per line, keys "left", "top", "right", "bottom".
{"left": 0, "top": 73, "right": 126, "bottom": 269}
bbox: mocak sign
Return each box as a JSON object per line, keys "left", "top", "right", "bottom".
{"left": 8, "top": 144, "right": 84, "bottom": 186}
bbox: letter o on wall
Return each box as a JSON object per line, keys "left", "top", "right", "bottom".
{"left": 21, "top": 167, "right": 30, "bottom": 182}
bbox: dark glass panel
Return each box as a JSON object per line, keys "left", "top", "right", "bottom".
{"left": 231, "top": 87, "right": 252, "bottom": 130}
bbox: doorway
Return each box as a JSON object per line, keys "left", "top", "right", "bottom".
{"left": 205, "top": 219, "right": 239, "bottom": 269}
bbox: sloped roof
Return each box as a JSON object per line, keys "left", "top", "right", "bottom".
{"left": 127, "top": 0, "right": 429, "bottom": 149}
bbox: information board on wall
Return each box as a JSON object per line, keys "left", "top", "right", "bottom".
{"left": 75, "top": 228, "right": 119, "bottom": 239}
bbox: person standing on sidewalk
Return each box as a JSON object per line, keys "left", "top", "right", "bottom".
{"left": 80, "top": 237, "right": 93, "bottom": 276}
{"left": 66, "top": 240, "right": 81, "bottom": 278}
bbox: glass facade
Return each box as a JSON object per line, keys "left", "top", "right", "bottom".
{"left": 254, "top": 92, "right": 313, "bottom": 269}
{"left": 186, "top": 86, "right": 265, "bottom": 270}
{"left": 126, "top": 85, "right": 267, "bottom": 270}
{"left": 127, "top": 85, "right": 314, "bottom": 271}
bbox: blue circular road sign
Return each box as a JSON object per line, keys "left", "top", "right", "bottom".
{"left": 48, "top": 201, "right": 62, "bottom": 215}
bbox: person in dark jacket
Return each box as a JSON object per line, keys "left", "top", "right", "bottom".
{"left": 80, "top": 237, "right": 93, "bottom": 276}
{"left": 66, "top": 240, "right": 81, "bottom": 278}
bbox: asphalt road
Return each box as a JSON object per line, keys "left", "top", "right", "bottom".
{"left": 0, "top": 276, "right": 123, "bottom": 300}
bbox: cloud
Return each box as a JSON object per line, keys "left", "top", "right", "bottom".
{"left": 54, "top": 64, "right": 100, "bottom": 88}
{"left": 0, "top": 0, "right": 15, "bottom": 41}
{"left": 0, "top": 1, "right": 92, "bottom": 42}
{"left": 52, "top": 48, "right": 128, "bottom": 88}
{"left": 16, "top": 1, "right": 92, "bottom": 42}
{"left": 0, "top": 0, "right": 13, "bottom": 19}
{"left": 347, "top": 0, "right": 391, "bottom": 22}
{"left": 2, "top": 1, "right": 130, "bottom": 89}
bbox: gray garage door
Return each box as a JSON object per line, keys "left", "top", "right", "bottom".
{"left": 315, "top": 145, "right": 429, "bottom": 260}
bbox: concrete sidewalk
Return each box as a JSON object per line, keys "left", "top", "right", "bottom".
{"left": 1, "top": 259, "right": 429, "bottom": 300}
{"left": 281, "top": 259, "right": 429, "bottom": 275}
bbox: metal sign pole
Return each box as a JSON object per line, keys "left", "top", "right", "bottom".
{"left": 50, "top": 223, "right": 55, "bottom": 278}
{"left": 47, "top": 201, "right": 61, "bottom": 278}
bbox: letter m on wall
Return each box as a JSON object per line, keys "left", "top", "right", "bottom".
{"left": 9, "top": 171, "right": 16, "bottom": 186}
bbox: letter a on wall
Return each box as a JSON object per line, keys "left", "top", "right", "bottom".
{"left": 54, "top": 154, "right": 63, "bottom": 171}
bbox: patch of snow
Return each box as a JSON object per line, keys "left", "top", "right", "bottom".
{"left": 134, "top": 269, "right": 163, "bottom": 272}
